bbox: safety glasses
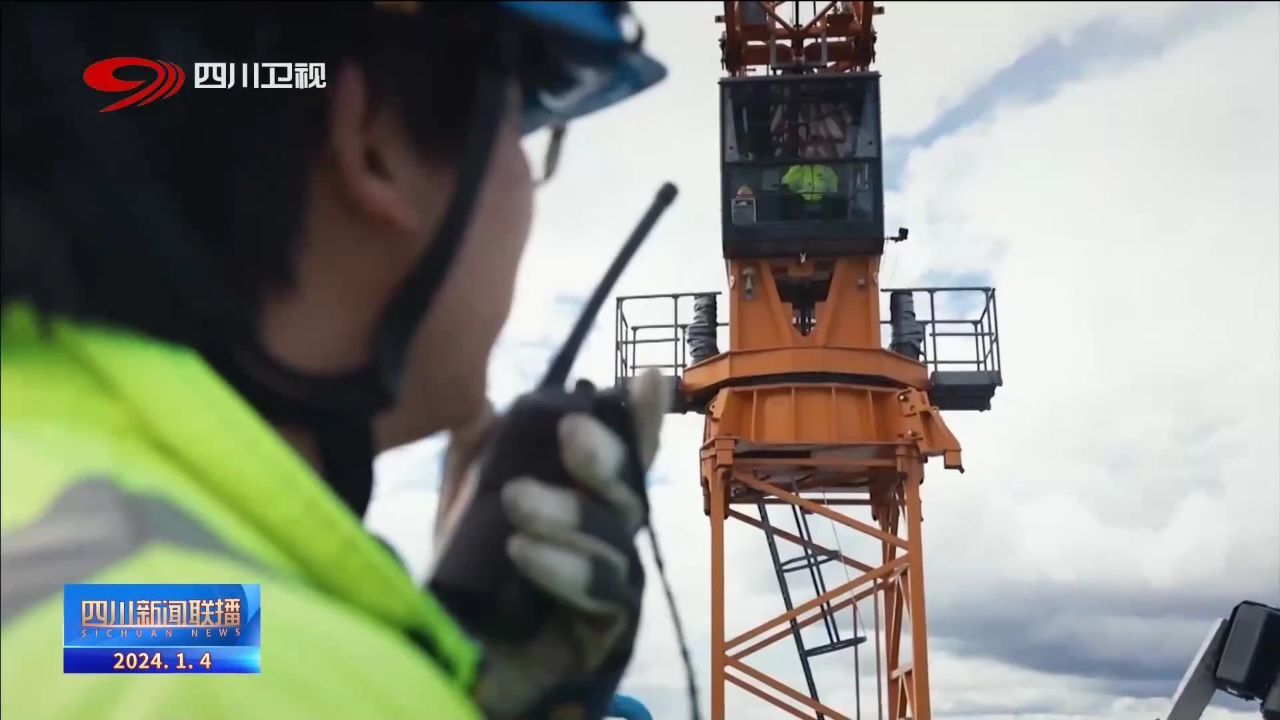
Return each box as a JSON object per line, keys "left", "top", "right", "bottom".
{"left": 511, "top": 5, "right": 661, "bottom": 184}
{"left": 514, "top": 25, "right": 613, "bottom": 185}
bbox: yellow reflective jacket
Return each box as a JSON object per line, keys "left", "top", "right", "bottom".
{"left": 0, "top": 306, "right": 482, "bottom": 719}
{"left": 781, "top": 164, "right": 839, "bottom": 202}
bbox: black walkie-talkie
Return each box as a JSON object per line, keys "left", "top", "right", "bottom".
{"left": 430, "top": 183, "right": 700, "bottom": 720}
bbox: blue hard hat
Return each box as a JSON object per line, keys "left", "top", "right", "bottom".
{"left": 499, "top": 1, "right": 667, "bottom": 134}
{"left": 606, "top": 693, "right": 655, "bottom": 720}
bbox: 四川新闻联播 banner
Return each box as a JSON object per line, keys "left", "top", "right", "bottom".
{"left": 63, "top": 583, "right": 261, "bottom": 674}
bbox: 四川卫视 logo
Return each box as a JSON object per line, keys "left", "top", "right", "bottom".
{"left": 82, "top": 57, "right": 185, "bottom": 113}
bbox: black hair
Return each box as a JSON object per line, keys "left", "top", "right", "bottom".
{"left": 1, "top": 1, "right": 504, "bottom": 347}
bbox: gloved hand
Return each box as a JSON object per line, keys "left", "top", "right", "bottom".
{"left": 435, "top": 369, "right": 670, "bottom": 720}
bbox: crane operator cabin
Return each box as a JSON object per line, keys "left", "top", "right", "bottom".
{"left": 722, "top": 73, "right": 884, "bottom": 259}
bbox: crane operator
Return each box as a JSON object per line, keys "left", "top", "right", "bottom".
{"left": 782, "top": 143, "right": 840, "bottom": 219}
{"left": 1, "top": 3, "right": 670, "bottom": 719}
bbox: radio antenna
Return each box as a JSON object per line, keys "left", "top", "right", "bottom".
{"left": 540, "top": 182, "right": 678, "bottom": 389}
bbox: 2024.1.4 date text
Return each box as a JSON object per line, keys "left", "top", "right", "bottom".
{"left": 112, "top": 651, "right": 213, "bottom": 671}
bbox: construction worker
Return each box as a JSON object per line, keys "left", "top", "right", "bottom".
{"left": 780, "top": 125, "right": 843, "bottom": 220}
{"left": 782, "top": 155, "right": 840, "bottom": 209}
{"left": 2, "top": 3, "right": 669, "bottom": 720}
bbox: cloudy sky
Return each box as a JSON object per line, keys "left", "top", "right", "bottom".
{"left": 369, "top": 2, "right": 1280, "bottom": 718}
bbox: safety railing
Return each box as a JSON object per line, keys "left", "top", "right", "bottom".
{"left": 615, "top": 292, "right": 728, "bottom": 386}
{"left": 878, "top": 286, "right": 1002, "bottom": 377}
{"left": 615, "top": 286, "right": 1002, "bottom": 386}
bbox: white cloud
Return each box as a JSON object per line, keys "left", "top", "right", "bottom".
{"left": 886, "top": 0, "right": 1279, "bottom": 587}
{"left": 880, "top": 0, "right": 1279, "bottom": 712}
{"left": 370, "top": 2, "right": 1280, "bottom": 718}
{"left": 875, "top": 1, "right": 1204, "bottom": 138}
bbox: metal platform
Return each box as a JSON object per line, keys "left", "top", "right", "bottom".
{"left": 613, "top": 291, "right": 727, "bottom": 412}
{"left": 884, "top": 286, "right": 1003, "bottom": 412}
{"left": 614, "top": 286, "right": 1003, "bottom": 412}
{"left": 930, "top": 370, "right": 1003, "bottom": 411}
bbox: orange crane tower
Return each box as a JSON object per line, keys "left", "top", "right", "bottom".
{"left": 617, "top": 3, "right": 1003, "bottom": 717}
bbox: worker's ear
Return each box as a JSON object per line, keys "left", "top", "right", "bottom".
{"left": 326, "top": 60, "right": 433, "bottom": 241}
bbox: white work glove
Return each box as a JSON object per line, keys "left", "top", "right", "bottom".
{"left": 441, "top": 370, "right": 670, "bottom": 720}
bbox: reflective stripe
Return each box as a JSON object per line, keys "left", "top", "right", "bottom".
{"left": 0, "top": 478, "right": 260, "bottom": 624}
{"left": 1, "top": 479, "right": 463, "bottom": 679}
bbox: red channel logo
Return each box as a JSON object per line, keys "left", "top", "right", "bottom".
{"left": 83, "top": 57, "right": 185, "bottom": 113}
